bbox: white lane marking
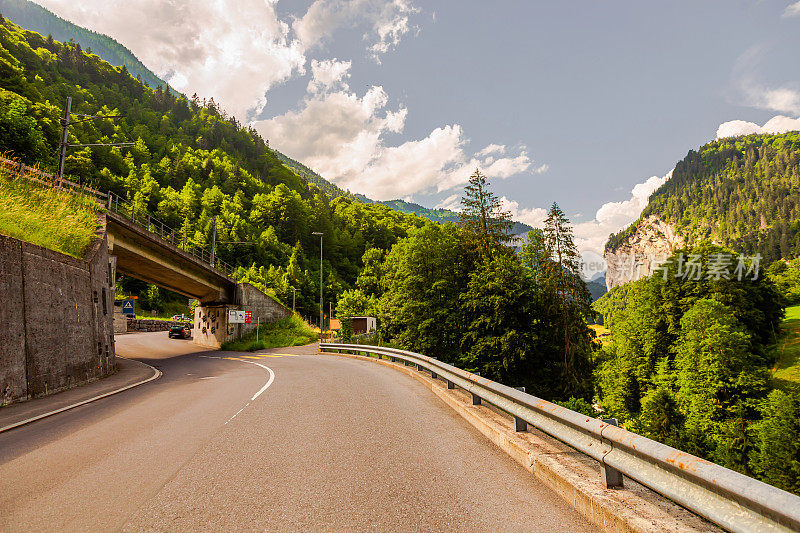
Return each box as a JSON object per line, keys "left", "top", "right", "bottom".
{"left": 200, "top": 376, "right": 217, "bottom": 380}
{"left": 197, "top": 354, "right": 275, "bottom": 422}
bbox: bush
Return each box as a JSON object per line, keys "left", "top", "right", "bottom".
{"left": 221, "top": 315, "right": 318, "bottom": 352}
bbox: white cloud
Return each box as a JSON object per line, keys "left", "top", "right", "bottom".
{"left": 435, "top": 194, "right": 461, "bottom": 212}
{"left": 716, "top": 115, "right": 800, "bottom": 138}
{"left": 571, "top": 171, "right": 672, "bottom": 255}
{"left": 476, "top": 144, "right": 506, "bottom": 157}
{"left": 732, "top": 46, "right": 800, "bottom": 116}
{"left": 307, "top": 58, "right": 352, "bottom": 94}
{"left": 783, "top": 1, "right": 800, "bottom": 17}
{"left": 500, "top": 197, "right": 548, "bottom": 228}
{"left": 255, "top": 63, "right": 539, "bottom": 200}
{"left": 293, "top": 0, "right": 419, "bottom": 61}
{"left": 35, "top": 0, "right": 306, "bottom": 122}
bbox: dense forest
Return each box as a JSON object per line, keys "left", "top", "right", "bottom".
{"left": 607, "top": 132, "right": 800, "bottom": 263}
{"left": 0, "top": 0, "right": 171, "bottom": 93}
{"left": 593, "top": 251, "right": 800, "bottom": 494}
{"left": 0, "top": 17, "right": 428, "bottom": 318}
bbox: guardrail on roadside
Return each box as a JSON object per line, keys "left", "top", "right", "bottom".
{"left": 320, "top": 342, "right": 800, "bottom": 533}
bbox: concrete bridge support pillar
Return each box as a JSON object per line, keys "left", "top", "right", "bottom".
{"left": 193, "top": 305, "right": 228, "bottom": 349}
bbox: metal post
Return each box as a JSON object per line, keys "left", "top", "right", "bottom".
{"left": 57, "top": 97, "right": 71, "bottom": 186}
{"left": 514, "top": 387, "right": 527, "bottom": 431}
{"left": 601, "top": 418, "right": 624, "bottom": 488}
{"left": 312, "top": 232, "right": 323, "bottom": 334}
{"left": 446, "top": 380, "right": 455, "bottom": 389}
{"left": 256, "top": 317, "right": 260, "bottom": 343}
{"left": 210, "top": 214, "right": 217, "bottom": 267}
{"left": 471, "top": 392, "right": 481, "bottom": 405}
{"left": 292, "top": 287, "right": 296, "bottom": 312}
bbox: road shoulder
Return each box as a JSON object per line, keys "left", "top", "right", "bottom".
{"left": 0, "top": 357, "right": 160, "bottom": 432}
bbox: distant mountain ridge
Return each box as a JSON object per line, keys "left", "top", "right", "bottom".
{"left": 0, "top": 0, "right": 174, "bottom": 94}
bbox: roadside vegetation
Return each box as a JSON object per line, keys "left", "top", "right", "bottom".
{"left": 0, "top": 167, "right": 98, "bottom": 257}
{"left": 771, "top": 304, "right": 800, "bottom": 391}
{"left": 221, "top": 315, "right": 318, "bottom": 352}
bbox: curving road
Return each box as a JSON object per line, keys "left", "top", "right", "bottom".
{"left": 0, "top": 332, "right": 596, "bottom": 532}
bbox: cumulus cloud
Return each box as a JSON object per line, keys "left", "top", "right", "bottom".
{"left": 783, "top": 1, "right": 800, "bottom": 17}
{"left": 500, "top": 197, "right": 549, "bottom": 228}
{"left": 292, "top": 0, "right": 419, "bottom": 61}
{"left": 35, "top": 0, "right": 305, "bottom": 121}
{"left": 716, "top": 115, "right": 800, "bottom": 138}
{"left": 255, "top": 61, "right": 539, "bottom": 200}
{"left": 435, "top": 194, "right": 461, "bottom": 212}
{"left": 732, "top": 46, "right": 800, "bottom": 116}
{"left": 307, "top": 58, "right": 352, "bottom": 94}
{"left": 571, "top": 171, "right": 672, "bottom": 256}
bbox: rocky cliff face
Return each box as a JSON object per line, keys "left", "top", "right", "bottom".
{"left": 604, "top": 215, "right": 685, "bottom": 290}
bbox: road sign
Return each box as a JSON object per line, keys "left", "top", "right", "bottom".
{"left": 121, "top": 299, "right": 135, "bottom": 317}
{"left": 245, "top": 311, "right": 252, "bottom": 324}
{"left": 228, "top": 309, "right": 245, "bottom": 324}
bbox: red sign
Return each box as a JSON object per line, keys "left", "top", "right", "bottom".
{"left": 245, "top": 311, "right": 252, "bottom": 324}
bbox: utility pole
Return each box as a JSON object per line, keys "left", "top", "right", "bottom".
{"left": 210, "top": 214, "right": 217, "bottom": 267}
{"left": 56, "top": 97, "right": 132, "bottom": 187}
{"left": 312, "top": 232, "right": 323, "bottom": 333}
{"left": 291, "top": 287, "right": 297, "bottom": 312}
{"left": 57, "top": 97, "right": 72, "bottom": 186}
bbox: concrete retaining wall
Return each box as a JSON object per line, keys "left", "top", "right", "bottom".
{"left": 0, "top": 233, "right": 116, "bottom": 405}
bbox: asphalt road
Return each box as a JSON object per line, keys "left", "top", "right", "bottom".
{"left": 0, "top": 332, "right": 596, "bottom": 532}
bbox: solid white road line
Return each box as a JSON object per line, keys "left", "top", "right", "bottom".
{"left": 198, "top": 355, "right": 275, "bottom": 423}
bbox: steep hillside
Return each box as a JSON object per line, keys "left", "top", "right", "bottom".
{"left": 0, "top": 0, "right": 173, "bottom": 93}
{"left": 0, "top": 17, "right": 428, "bottom": 316}
{"left": 605, "top": 131, "right": 800, "bottom": 287}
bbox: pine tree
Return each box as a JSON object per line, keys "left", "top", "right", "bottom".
{"left": 542, "top": 202, "right": 592, "bottom": 385}
{"left": 458, "top": 169, "right": 513, "bottom": 257}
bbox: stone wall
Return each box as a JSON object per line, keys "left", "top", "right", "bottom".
{"left": 126, "top": 318, "right": 191, "bottom": 332}
{"left": 0, "top": 233, "right": 116, "bottom": 404}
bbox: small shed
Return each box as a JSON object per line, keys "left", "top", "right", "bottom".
{"left": 351, "top": 316, "right": 376, "bottom": 334}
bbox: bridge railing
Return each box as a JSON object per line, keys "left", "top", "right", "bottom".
{"left": 320, "top": 342, "right": 800, "bottom": 533}
{"left": 3, "top": 155, "right": 235, "bottom": 279}
{"left": 105, "top": 191, "right": 235, "bottom": 278}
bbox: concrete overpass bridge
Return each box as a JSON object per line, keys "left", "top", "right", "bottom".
{"left": 103, "top": 192, "right": 290, "bottom": 348}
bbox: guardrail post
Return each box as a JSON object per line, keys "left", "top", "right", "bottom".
{"left": 446, "top": 380, "right": 455, "bottom": 389}
{"left": 471, "top": 392, "right": 481, "bottom": 405}
{"left": 600, "top": 418, "right": 624, "bottom": 488}
{"left": 514, "top": 387, "right": 527, "bottom": 431}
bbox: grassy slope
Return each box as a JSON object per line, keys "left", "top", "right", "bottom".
{"left": 772, "top": 304, "right": 800, "bottom": 391}
{"left": 221, "top": 315, "right": 319, "bottom": 352}
{"left": 0, "top": 169, "right": 99, "bottom": 257}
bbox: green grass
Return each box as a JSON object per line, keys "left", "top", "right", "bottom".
{"left": 221, "top": 315, "right": 319, "bottom": 352}
{"left": 771, "top": 304, "right": 800, "bottom": 391}
{"left": 0, "top": 169, "right": 99, "bottom": 257}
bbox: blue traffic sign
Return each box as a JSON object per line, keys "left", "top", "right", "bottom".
{"left": 122, "top": 299, "right": 135, "bottom": 316}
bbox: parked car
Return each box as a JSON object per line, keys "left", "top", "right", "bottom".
{"left": 169, "top": 324, "right": 191, "bottom": 339}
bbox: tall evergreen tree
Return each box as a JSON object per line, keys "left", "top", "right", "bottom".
{"left": 458, "top": 169, "right": 513, "bottom": 257}
{"left": 542, "top": 203, "right": 593, "bottom": 386}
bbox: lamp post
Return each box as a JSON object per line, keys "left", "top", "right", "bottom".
{"left": 312, "top": 232, "right": 323, "bottom": 334}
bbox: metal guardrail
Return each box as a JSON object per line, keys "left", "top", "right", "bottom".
{"left": 320, "top": 342, "right": 800, "bottom": 533}
{"left": 1, "top": 155, "right": 234, "bottom": 279}
{"left": 105, "top": 192, "right": 235, "bottom": 278}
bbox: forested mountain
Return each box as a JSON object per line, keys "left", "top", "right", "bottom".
{"left": 607, "top": 132, "right": 800, "bottom": 263}
{"left": 0, "top": 17, "right": 429, "bottom": 317}
{"left": 0, "top": 0, "right": 172, "bottom": 94}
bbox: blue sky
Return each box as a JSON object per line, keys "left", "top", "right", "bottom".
{"left": 34, "top": 0, "right": 800, "bottom": 253}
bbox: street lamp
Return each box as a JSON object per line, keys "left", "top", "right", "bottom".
{"left": 312, "top": 232, "right": 323, "bottom": 334}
